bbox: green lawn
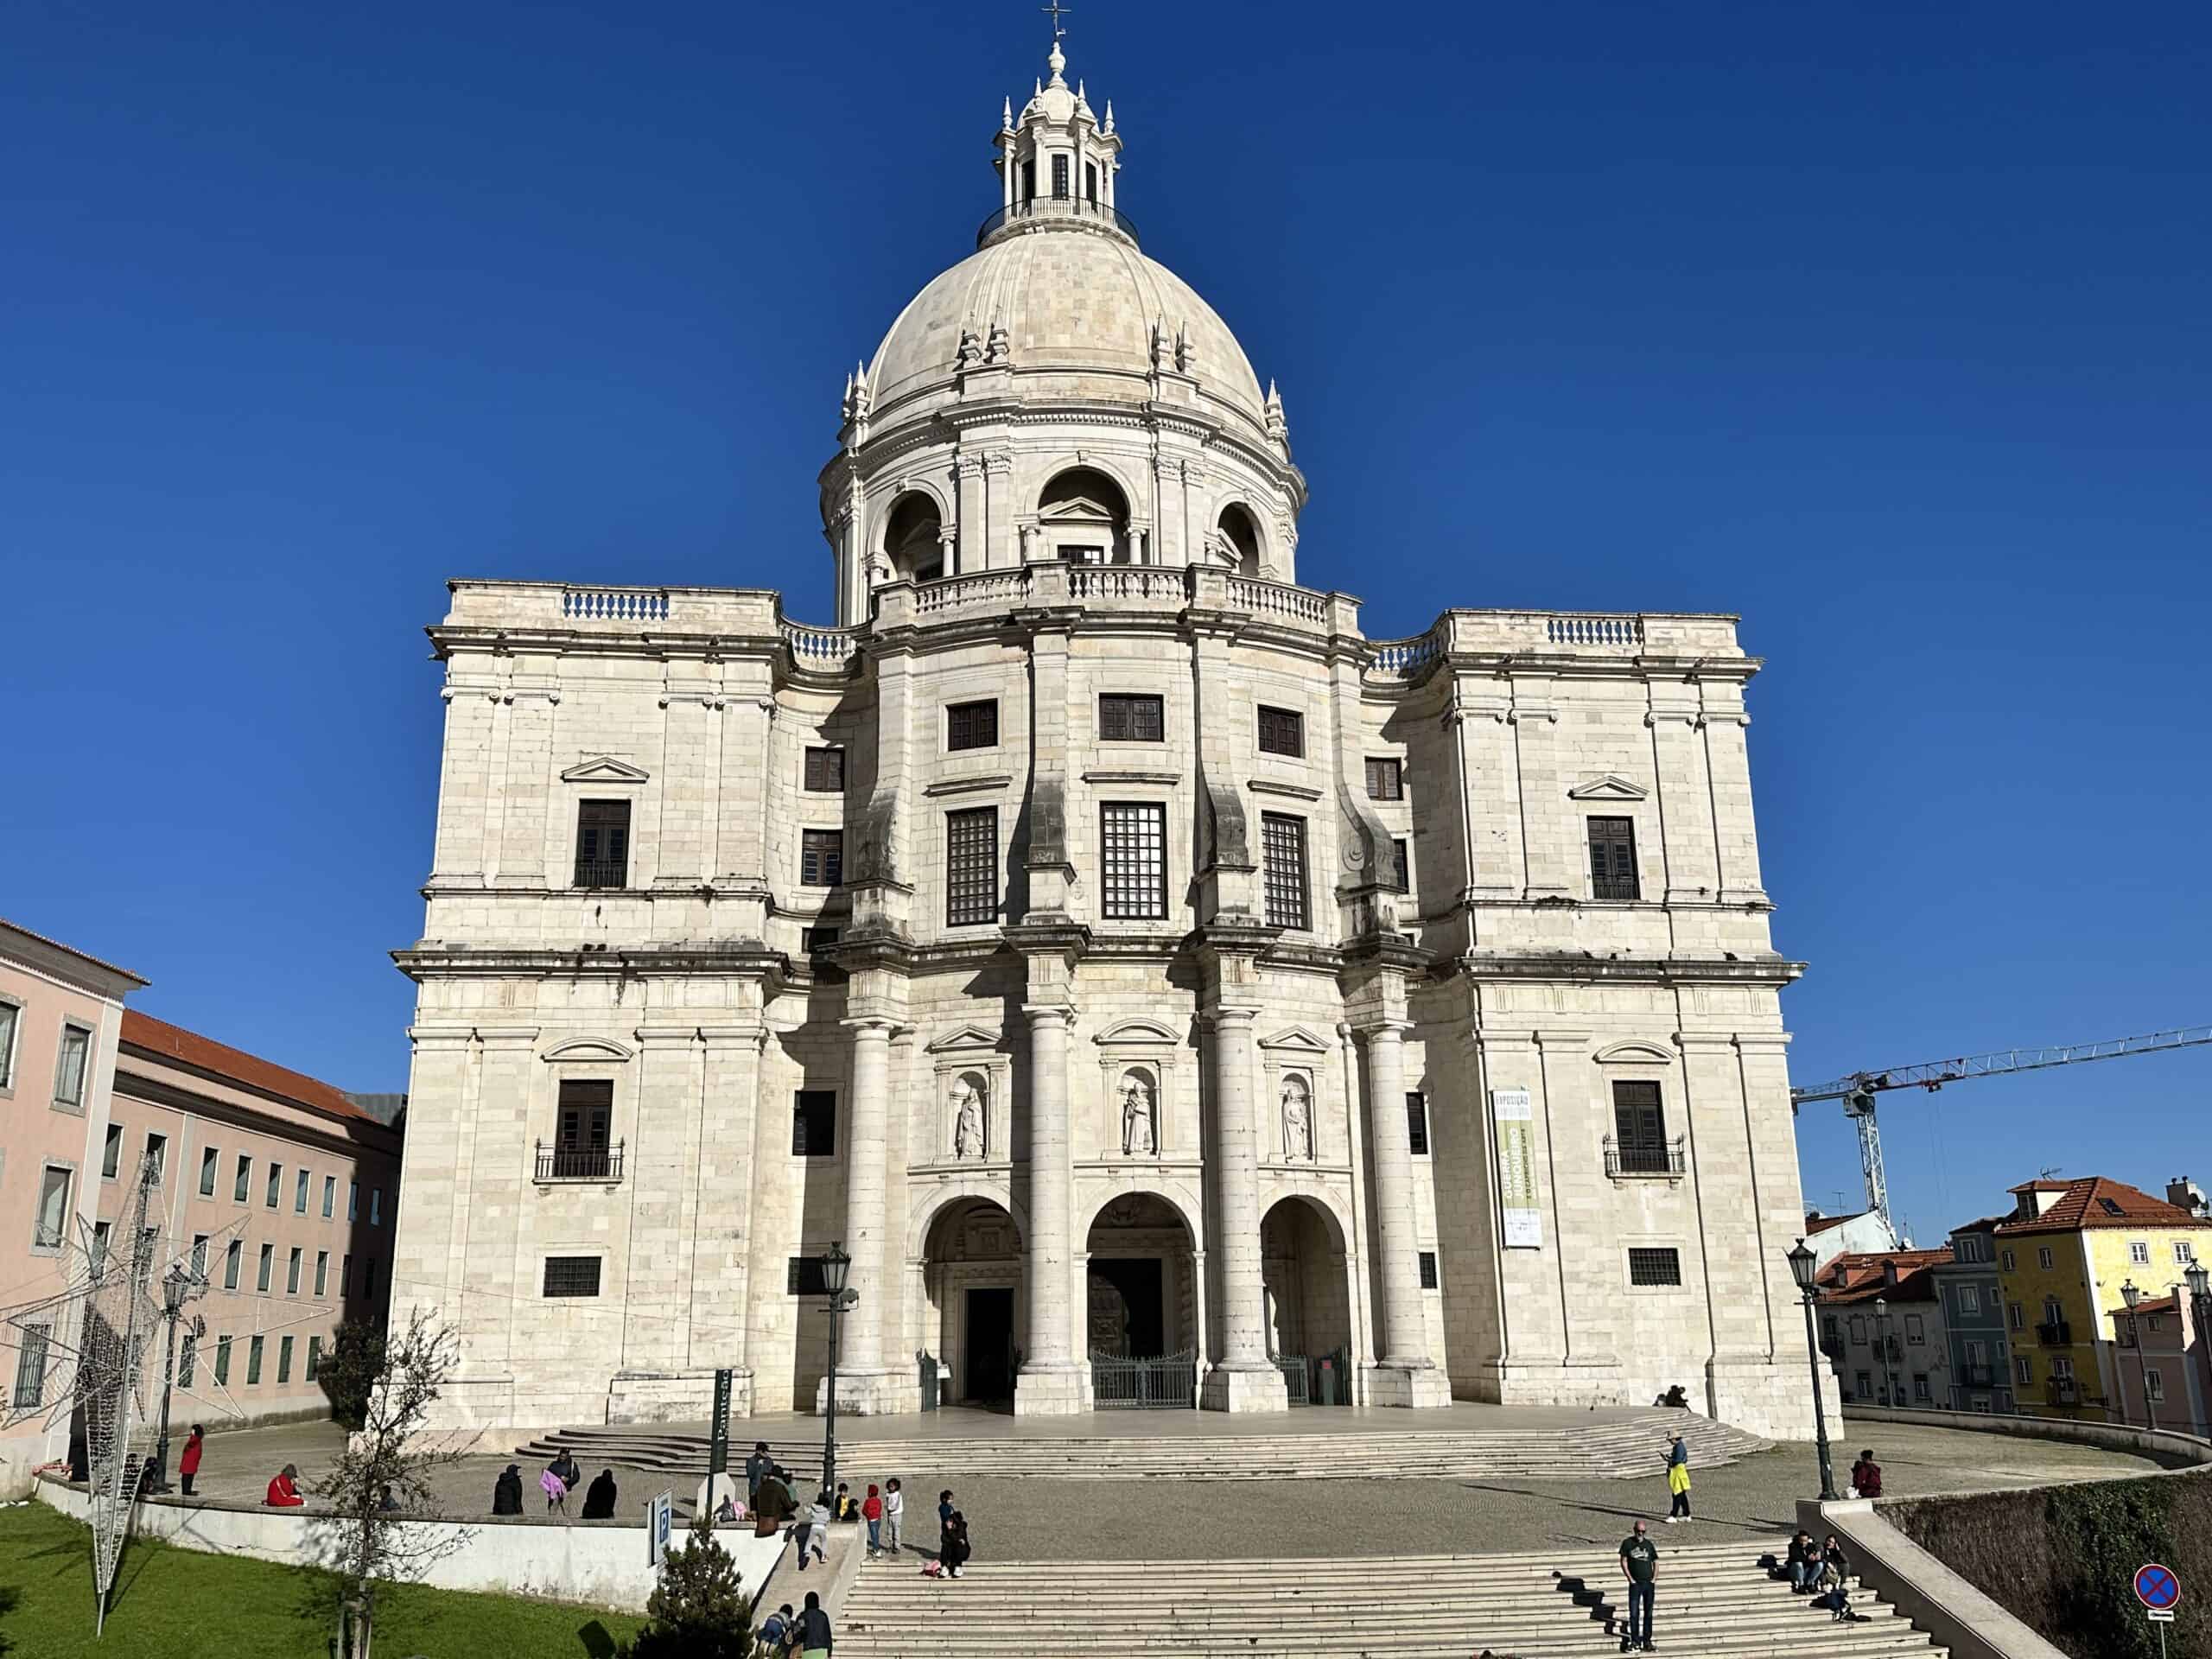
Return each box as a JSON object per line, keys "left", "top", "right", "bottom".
{"left": 0, "top": 1501, "right": 645, "bottom": 1659}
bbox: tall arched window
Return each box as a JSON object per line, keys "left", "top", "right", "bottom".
{"left": 1036, "top": 467, "right": 1133, "bottom": 564}
{"left": 882, "top": 493, "right": 945, "bottom": 584}
{"left": 1217, "top": 504, "right": 1263, "bottom": 576}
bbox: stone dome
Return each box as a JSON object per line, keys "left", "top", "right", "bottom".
{"left": 867, "top": 226, "right": 1269, "bottom": 432}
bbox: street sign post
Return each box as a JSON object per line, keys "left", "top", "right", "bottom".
{"left": 2135, "top": 1562, "right": 2180, "bottom": 1659}
{"left": 709, "top": 1367, "right": 733, "bottom": 1481}
{"left": 646, "top": 1490, "right": 675, "bottom": 1568}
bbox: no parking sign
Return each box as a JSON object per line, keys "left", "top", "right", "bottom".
{"left": 2135, "top": 1561, "right": 2180, "bottom": 1616}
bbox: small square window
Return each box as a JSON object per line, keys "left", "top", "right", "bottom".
{"left": 947, "top": 699, "right": 999, "bottom": 752}
{"left": 1628, "top": 1247, "right": 1682, "bottom": 1287}
{"left": 1418, "top": 1250, "right": 1439, "bottom": 1290}
{"left": 543, "top": 1256, "right": 602, "bottom": 1298}
{"left": 802, "top": 829, "right": 844, "bottom": 887}
{"left": 1098, "top": 694, "right": 1165, "bottom": 742}
{"left": 1405, "top": 1092, "right": 1429, "bottom": 1157}
{"left": 1364, "top": 757, "right": 1402, "bottom": 800}
{"left": 574, "top": 799, "right": 632, "bottom": 889}
{"left": 793, "top": 1090, "right": 836, "bottom": 1157}
{"left": 1256, "top": 705, "right": 1304, "bottom": 758}
{"left": 804, "top": 747, "right": 846, "bottom": 792}
{"left": 2177, "top": 1243, "right": 2198, "bottom": 1265}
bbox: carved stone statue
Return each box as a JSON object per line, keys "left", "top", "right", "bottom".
{"left": 1281, "top": 1077, "right": 1313, "bottom": 1162}
{"left": 951, "top": 1079, "right": 985, "bottom": 1160}
{"left": 1120, "top": 1073, "right": 1156, "bottom": 1158}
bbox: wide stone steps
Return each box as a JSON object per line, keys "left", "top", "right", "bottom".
{"left": 835, "top": 1545, "right": 1945, "bottom": 1659}
{"left": 519, "top": 1411, "right": 1767, "bottom": 1482}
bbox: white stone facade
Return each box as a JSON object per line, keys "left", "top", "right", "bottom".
{"left": 391, "top": 40, "right": 1833, "bottom": 1441}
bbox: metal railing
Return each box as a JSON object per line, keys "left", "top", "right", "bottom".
{"left": 534, "top": 1141, "right": 625, "bottom": 1183}
{"left": 977, "top": 195, "right": 1140, "bottom": 247}
{"left": 2045, "top": 1377, "right": 2081, "bottom": 1406}
{"left": 2036, "top": 1319, "right": 2073, "bottom": 1346}
{"left": 1605, "top": 1136, "right": 1686, "bottom": 1179}
{"left": 1090, "top": 1349, "right": 1196, "bottom": 1410}
{"left": 1592, "top": 871, "right": 1642, "bottom": 901}
{"left": 572, "top": 861, "right": 628, "bottom": 891}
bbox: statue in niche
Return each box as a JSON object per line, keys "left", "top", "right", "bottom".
{"left": 1281, "top": 1076, "right": 1313, "bottom": 1163}
{"left": 950, "top": 1077, "right": 986, "bottom": 1160}
{"left": 1119, "top": 1072, "right": 1157, "bottom": 1158}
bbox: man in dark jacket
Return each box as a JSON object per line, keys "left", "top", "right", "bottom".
{"left": 795, "top": 1589, "right": 833, "bottom": 1657}
{"left": 492, "top": 1464, "right": 524, "bottom": 1516}
{"left": 753, "top": 1468, "right": 795, "bottom": 1537}
{"left": 581, "top": 1467, "right": 619, "bottom": 1519}
{"left": 745, "top": 1440, "right": 772, "bottom": 1505}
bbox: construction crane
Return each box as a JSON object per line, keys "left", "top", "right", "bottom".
{"left": 1790, "top": 1026, "right": 2212, "bottom": 1244}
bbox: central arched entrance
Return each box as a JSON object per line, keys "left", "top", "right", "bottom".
{"left": 1084, "top": 1191, "right": 1198, "bottom": 1408}
{"left": 919, "top": 1197, "right": 1023, "bottom": 1408}
{"left": 1261, "top": 1195, "right": 1353, "bottom": 1406}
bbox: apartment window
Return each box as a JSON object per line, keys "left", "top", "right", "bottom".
{"left": 277, "top": 1335, "right": 295, "bottom": 1385}
{"left": 1822, "top": 1315, "right": 1840, "bottom": 1344}
{"left": 296, "top": 1169, "right": 310, "bottom": 1214}
{"left": 1406, "top": 1093, "right": 1429, "bottom": 1156}
{"left": 363, "top": 1257, "right": 378, "bottom": 1297}
{"left": 1256, "top": 705, "right": 1304, "bottom": 758}
{"left": 801, "top": 829, "right": 844, "bottom": 887}
{"left": 2178, "top": 1243, "right": 2199, "bottom": 1265}
{"left": 1418, "top": 1250, "right": 1440, "bottom": 1289}
{"left": 287, "top": 1248, "right": 302, "bottom": 1296}
{"left": 1261, "top": 813, "right": 1309, "bottom": 930}
{"left": 1586, "top": 817, "right": 1640, "bottom": 900}
{"left": 315, "top": 1250, "right": 329, "bottom": 1297}
{"left": 54, "top": 1023, "right": 92, "bottom": 1110}
{"left": 265, "top": 1161, "right": 281, "bottom": 1208}
{"left": 945, "top": 807, "right": 1000, "bottom": 926}
{"left": 1854, "top": 1371, "right": 1872, "bottom": 1399}
{"left": 2146, "top": 1368, "right": 2166, "bottom": 1404}
{"left": 213, "top": 1336, "right": 232, "bottom": 1386}
{"left": 11, "top": 1325, "right": 48, "bottom": 1408}
{"left": 1364, "top": 757, "right": 1403, "bottom": 801}
{"left": 555, "top": 1079, "right": 614, "bottom": 1178}
{"left": 2050, "top": 1355, "right": 2075, "bottom": 1380}
{"left": 1611, "top": 1080, "right": 1671, "bottom": 1174}
{"left": 2008, "top": 1301, "right": 2024, "bottom": 1331}
{"left": 191, "top": 1235, "right": 208, "bottom": 1278}
{"left": 2130, "top": 1241, "right": 2151, "bottom": 1265}
{"left": 1914, "top": 1374, "right": 1932, "bottom": 1403}
{"left": 0, "top": 998, "right": 16, "bottom": 1088}
{"left": 1098, "top": 694, "right": 1166, "bottom": 742}
{"left": 2000, "top": 1249, "right": 2015, "bottom": 1272}
{"left": 342, "top": 1254, "right": 353, "bottom": 1297}
{"left": 1849, "top": 1317, "right": 1867, "bottom": 1344}
{"left": 1905, "top": 1313, "right": 1925, "bottom": 1344}
{"left": 1628, "top": 1247, "right": 1682, "bottom": 1287}
{"left": 322, "top": 1174, "right": 335, "bottom": 1218}
{"left": 371, "top": 1188, "right": 382, "bottom": 1226}
{"left": 34, "top": 1166, "right": 73, "bottom": 1252}
{"left": 145, "top": 1132, "right": 167, "bottom": 1181}
{"left": 1100, "top": 802, "right": 1168, "bottom": 920}
{"left": 102, "top": 1123, "right": 123, "bottom": 1179}
{"left": 946, "top": 699, "right": 999, "bottom": 752}
{"left": 1960, "top": 1285, "right": 1981, "bottom": 1316}
{"left": 246, "top": 1335, "right": 264, "bottom": 1385}
{"left": 804, "top": 747, "right": 846, "bottom": 792}
{"left": 179, "top": 1334, "right": 197, "bottom": 1389}
{"left": 224, "top": 1239, "right": 243, "bottom": 1290}
{"left": 348, "top": 1180, "right": 359, "bottom": 1222}
{"left": 257, "top": 1243, "right": 274, "bottom": 1293}
{"left": 235, "top": 1154, "right": 252, "bottom": 1203}
{"left": 306, "top": 1335, "right": 322, "bottom": 1382}
{"left": 199, "top": 1147, "right": 219, "bottom": 1197}
{"left": 543, "top": 1256, "right": 602, "bottom": 1298}
{"left": 793, "top": 1090, "right": 836, "bottom": 1157}
{"left": 2037, "top": 1247, "right": 2054, "bottom": 1270}
{"left": 574, "top": 799, "right": 632, "bottom": 889}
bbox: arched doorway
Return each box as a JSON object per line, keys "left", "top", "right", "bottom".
{"left": 881, "top": 492, "right": 946, "bottom": 584}
{"left": 1085, "top": 1191, "right": 1199, "bottom": 1408}
{"left": 1035, "top": 467, "right": 1134, "bottom": 564}
{"left": 920, "top": 1197, "right": 1022, "bottom": 1408}
{"left": 1260, "top": 1195, "right": 1353, "bottom": 1405}
{"left": 1216, "top": 503, "right": 1263, "bottom": 576}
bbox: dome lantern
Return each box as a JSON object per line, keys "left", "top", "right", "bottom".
{"left": 988, "top": 36, "right": 1128, "bottom": 248}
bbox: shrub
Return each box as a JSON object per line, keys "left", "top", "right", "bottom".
{"left": 627, "top": 1522, "right": 752, "bottom": 1659}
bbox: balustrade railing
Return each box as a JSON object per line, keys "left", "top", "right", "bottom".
{"left": 779, "top": 619, "right": 861, "bottom": 667}
{"left": 563, "top": 587, "right": 670, "bottom": 623}
{"left": 535, "top": 1141, "right": 625, "bottom": 1183}
{"left": 913, "top": 570, "right": 1030, "bottom": 614}
{"left": 977, "top": 195, "right": 1141, "bottom": 247}
{"left": 1228, "top": 575, "right": 1330, "bottom": 626}
{"left": 1368, "top": 632, "right": 1441, "bottom": 677}
{"left": 1544, "top": 614, "right": 1643, "bottom": 648}
{"left": 1069, "top": 566, "right": 1190, "bottom": 601}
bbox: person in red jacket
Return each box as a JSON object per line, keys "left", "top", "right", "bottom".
{"left": 265, "top": 1463, "right": 305, "bottom": 1508}
{"left": 862, "top": 1482, "right": 885, "bottom": 1560}
{"left": 178, "top": 1425, "right": 204, "bottom": 1497}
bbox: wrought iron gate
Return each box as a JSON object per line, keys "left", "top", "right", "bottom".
{"left": 1274, "top": 1345, "right": 1350, "bottom": 1407}
{"left": 1090, "top": 1349, "right": 1197, "bottom": 1409}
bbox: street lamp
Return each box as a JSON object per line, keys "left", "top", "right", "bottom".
{"left": 1873, "top": 1296, "right": 1895, "bottom": 1408}
{"left": 1787, "top": 1240, "right": 1839, "bottom": 1502}
{"left": 2121, "top": 1279, "right": 2157, "bottom": 1433}
{"left": 149, "top": 1262, "right": 204, "bottom": 1495}
{"left": 817, "top": 1242, "right": 857, "bottom": 1500}
{"left": 2185, "top": 1261, "right": 2211, "bottom": 1437}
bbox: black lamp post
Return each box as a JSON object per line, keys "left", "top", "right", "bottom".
{"left": 2185, "top": 1261, "right": 2211, "bottom": 1437}
{"left": 149, "top": 1262, "right": 199, "bottom": 1494}
{"left": 817, "top": 1241, "right": 856, "bottom": 1499}
{"left": 2121, "top": 1279, "right": 2157, "bottom": 1433}
{"left": 1788, "top": 1240, "right": 1839, "bottom": 1502}
{"left": 1873, "top": 1296, "right": 1897, "bottom": 1408}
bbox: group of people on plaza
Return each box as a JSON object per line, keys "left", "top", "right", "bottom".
{"left": 740, "top": 1441, "right": 969, "bottom": 1580}
{"left": 490, "top": 1451, "right": 619, "bottom": 1520}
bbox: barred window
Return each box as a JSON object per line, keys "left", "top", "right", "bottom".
{"left": 1628, "top": 1247, "right": 1682, "bottom": 1287}
{"left": 947, "top": 699, "right": 999, "bottom": 751}
{"left": 1586, "top": 817, "right": 1638, "bottom": 900}
{"left": 1100, "top": 803, "right": 1168, "bottom": 920}
{"left": 1099, "top": 694, "right": 1165, "bottom": 742}
{"left": 801, "top": 829, "right": 843, "bottom": 887}
{"left": 804, "top": 747, "right": 845, "bottom": 792}
{"left": 946, "top": 807, "right": 1000, "bottom": 926}
{"left": 1365, "top": 757, "right": 1402, "bottom": 800}
{"left": 1256, "top": 705, "right": 1304, "bottom": 758}
{"left": 793, "top": 1090, "right": 836, "bottom": 1157}
{"left": 1406, "top": 1092, "right": 1429, "bottom": 1156}
{"left": 543, "top": 1256, "right": 602, "bottom": 1298}
{"left": 1418, "top": 1250, "right": 1439, "bottom": 1290}
{"left": 1262, "top": 813, "right": 1308, "bottom": 930}
{"left": 575, "top": 799, "right": 631, "bottom": 889}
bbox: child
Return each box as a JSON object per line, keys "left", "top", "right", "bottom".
{"left": 862, "top": 1483, "right": 884, "bottom": 1559}
{"left": 804, "top": 1494, "right": 831, "bottom": 1566}
{"left": 883, "top": 1478, "right": 903, "bottom": 1558}
{"left": 835, "top": 1480, "right": 857, "bottom": 1522}
{"left": 757, "top": 1602, "right": 792, "bottom": 1655}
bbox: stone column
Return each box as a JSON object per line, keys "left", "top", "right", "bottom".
{"left": 1201, "top": 1005, "right": 1287, "bottom": 1410}
{"left": 835, "top": 1015, "right": 895, "bottom": 1398}
{"left": 1358, "top": 1016, "right": 1452, "bottom": 1405}
{"left": 1015, "top": 1001, "right": 1085, "bottom": 1414}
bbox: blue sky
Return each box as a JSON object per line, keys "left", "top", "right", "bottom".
{"left": 3, "top": 2, "right": 2206, "bottom": 1244}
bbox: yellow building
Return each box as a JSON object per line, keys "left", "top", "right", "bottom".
{"left": 1994, "top": 1177, "right": 2212, "bottom": 1422}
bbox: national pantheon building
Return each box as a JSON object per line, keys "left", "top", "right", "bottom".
{"left": 393, "top": 36, "right": 1824, "bottom": 1440}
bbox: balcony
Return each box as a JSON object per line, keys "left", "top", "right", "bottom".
{"left": 2045, "top": 1377, "right": 2081, "bottom": 1408}
{"left": 977, "top": 195, "right": 1140, "bottom": 248}
{"left": 1604, "top": 1135, "right": 1686, "bottom": 1179}
{"left": 2035, "top": 1319, "right": 2073, "bottom": 1346}
{"left": 572, "top": 861, "right": 628, "bottom": 891}
{"left": 535, "top": 1141, "right": 625, "bottom": 1184}
{"left": 1957, "top": 1363, "right": 1999, "bottom": 1389}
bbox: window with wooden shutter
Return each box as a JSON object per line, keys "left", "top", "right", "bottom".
{"left": 1406, "top": 1092, "right": 1429, "bottom": 1156}
{"left": 1100, "top": 802, "right": 1168, "bottom": 919}
{"left": 1586, "top": 816, "right": 1638, "bottom": 900}
{"left": 804, "top": 747, "right": 845, "bottom": 792}
{"left": 1261, "top": 813, "right": 1308, "bottom": 930}
{"left": 947, "top": 699, "right": 999, "bottom": 752}
{"left": 555, "top": 1079, "right": 614, "bottom": 1179}
{"left": 1364, "top": 757, "right": 1402, "bottom": 800}
{"left": 575, "top": 799, "right": 632, "bottom": 888}
{"left": 945, "top": 807, "right": 1000, "bottom": 925}
{"left": 792, "top": 1090, "right": 836, "bottom": 1157}
{"left": 1256, "top": 705, "right": 1304, "bottom": 758}
{"left": 1611, "top": 1080, "right": 1669, "bottom": 1174}
{"left": 1098, "top": 694, "right": 1166, "bottom": 742}
{"left": 801, "top": 829, "right": 844, "bottom": 887}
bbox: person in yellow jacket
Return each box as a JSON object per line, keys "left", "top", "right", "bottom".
{"left": 1663, "top": 1433, "right": 1692, "bottom": 1522}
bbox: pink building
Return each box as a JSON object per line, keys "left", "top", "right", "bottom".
{"left": 0, "top": 919, "right": 145, "bottom": 1499}
{"left": 2107, "top": 1293, "right": 2211, "bottom": 1438}
{"left": 101, "top": 1013, "right": 402, "bottom": 1428}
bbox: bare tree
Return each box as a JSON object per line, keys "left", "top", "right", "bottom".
{"left": 310, "top": 1309, "right": 469, "bottom": 1659}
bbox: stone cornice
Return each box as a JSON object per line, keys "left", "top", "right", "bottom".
{"left": 392, "top": 944, "right": 785, "bottom": 984}
{"left": 1442, "top": 953, "right": 1806, "bottom": 988}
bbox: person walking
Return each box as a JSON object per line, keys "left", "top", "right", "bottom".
{"left": 746, "top": 1441, "right": 772, "bottom": 1507}
{"left": 1662, "top": 1433, "right": 1691, "bottom": 1523}
{"left": 265, "top": 1464, "right": 305, "bottom": 1509}
{"left": 861, "top": 1483, "right": 884, "bottom": 1559}
{"left": 753, "top": 1466, "right": 795, "bottom": 1538}
{"left": 582, "top": 1467, "right": 620, "bottom": 1519}
{"left": 881, "top": 1478, "right": 903, "bottom": 1558}
{"left": 541, "top": 1462, "right": 569, "bottom": 1516}
{"left": 1850, "top": 1448, "right": 1883, "bottom": 1498}
{"left": 550, "top": 1447, "right": 582, "bottom": 1493}
{"left": 493, "top": 1463, "right": 524, "bottom": 1515}
{"left": 795, "top": 1589, "right": 833, "bottom": 1658}
{"left": 1618, "top": 1518, "right": 1657, "bottom": 1653}
{"left": 178, "top": 1425, "right": 204, "bottom": 1497}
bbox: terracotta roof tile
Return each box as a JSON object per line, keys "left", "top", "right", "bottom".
{"left": 2109, "top": 1296, "right": 2180, "bottom": 1320}
{"left": 0, "top": 917, "right": 149, "bottom": 987}
{"left": 1995, "top": 1176, "right": 2210, "bottom": 1237}
{"left": 119, "top": 1011, "right": 375, "bottom": 1127}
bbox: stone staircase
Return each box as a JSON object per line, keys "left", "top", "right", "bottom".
{"left": 518, "top": 1410, "right": 1767, "bottom": 1484}
{"left": 836, "top": 1542, "right": 1947, "bottom": 1659}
